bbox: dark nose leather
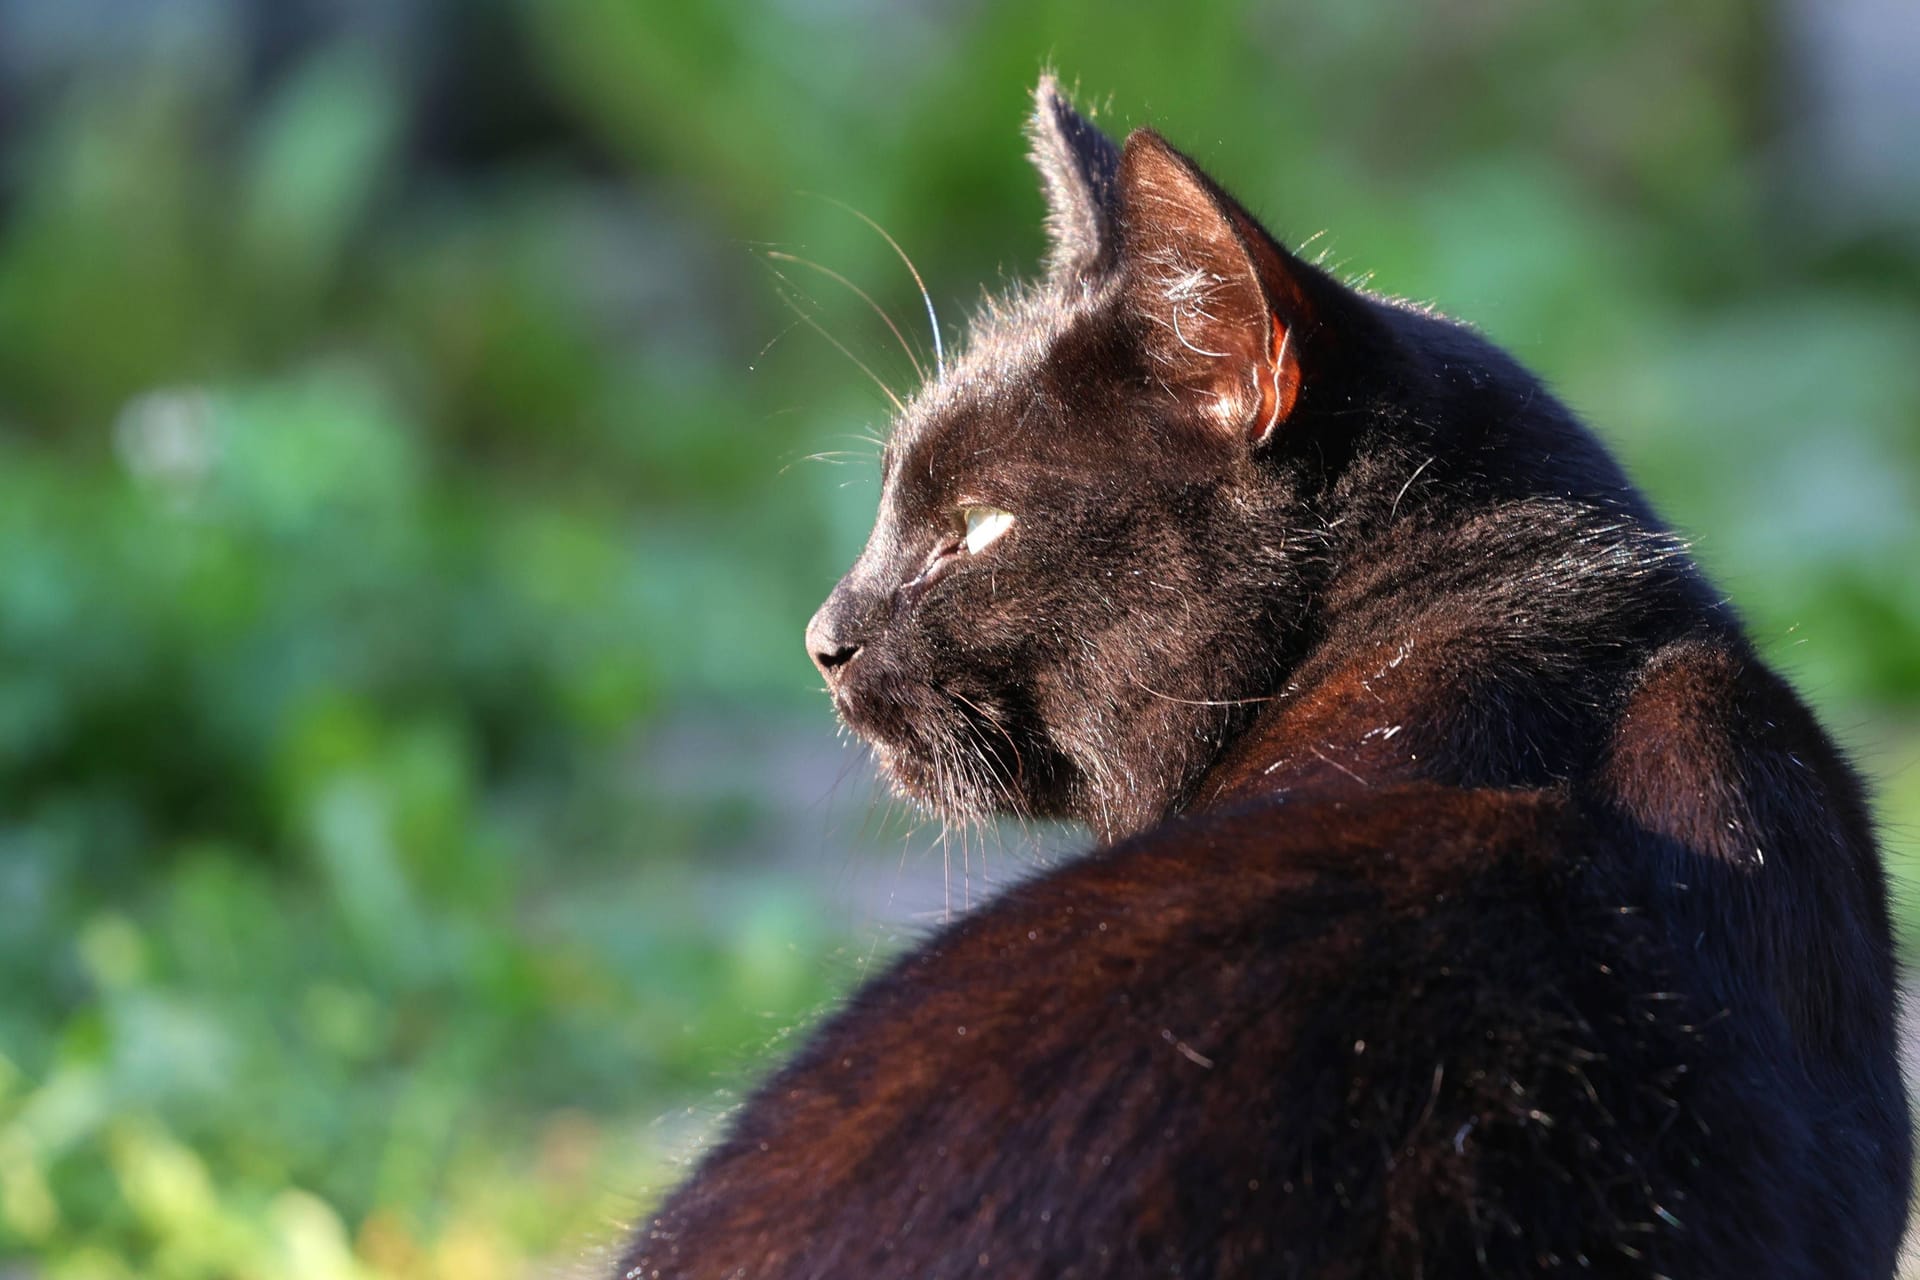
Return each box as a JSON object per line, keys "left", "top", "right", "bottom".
{"left": 806, "top": 599, "right": 861, "bottom": 681}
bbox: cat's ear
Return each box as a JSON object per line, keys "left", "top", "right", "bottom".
{"left": 1028, "top": 74, "right": 1121, "bottom": 279}
{"left": 1113, "top": 130, "right": 1309, "bottom": 446}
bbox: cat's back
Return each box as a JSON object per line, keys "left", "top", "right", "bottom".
{"left": 621, "top": 784, "right": 1841, "bottom": 1280}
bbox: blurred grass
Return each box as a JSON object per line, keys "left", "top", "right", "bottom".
{"left": 0, "top": 1, "right": 1916, "bottom": 1276}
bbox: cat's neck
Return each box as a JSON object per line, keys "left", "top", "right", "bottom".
{"left": 1063, "top": 311, "right": 1712, "bottom": 844}
{"left": 1177, "top": 494, "right": 1723, "bottom": 824}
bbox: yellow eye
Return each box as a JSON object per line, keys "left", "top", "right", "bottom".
{"left": 961, "top": 505, "right": 1015, "bottom": 555}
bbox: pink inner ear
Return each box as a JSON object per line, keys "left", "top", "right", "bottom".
{"left": 1254, "top": 316, "right": 1302, "bottom": 446}
{"left": 1112, "top": 131, "right": 1317, "bottom": 443}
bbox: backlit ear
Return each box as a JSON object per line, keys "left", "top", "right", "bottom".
{"left": 1028, "top": 74, "right": 1121, "bottom": 280}
{"left": 1114, "top": 130, "right": 1306, "bottom": 445}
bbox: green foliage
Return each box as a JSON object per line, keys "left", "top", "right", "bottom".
{"left": 1, "top": 0, "right": 1915, "bottom": 1275}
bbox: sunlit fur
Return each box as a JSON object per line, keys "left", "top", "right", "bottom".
{"left": 629, "top": 81, "right": 1911, "bottom": 1280}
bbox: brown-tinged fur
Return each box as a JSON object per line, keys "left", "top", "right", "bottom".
{"left": 616, "top": 81, "right": 1909, "bottom": 1278}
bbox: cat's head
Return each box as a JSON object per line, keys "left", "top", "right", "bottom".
{"left": 802, "top": 79, "right": 1569, "bottom": 838}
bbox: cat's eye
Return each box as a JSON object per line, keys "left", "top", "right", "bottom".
{"left": 961, "top": 505, "right": 1015, "bottom": 555}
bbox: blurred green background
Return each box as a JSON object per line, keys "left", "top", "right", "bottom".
{"left": 1, "top": 1, "right": 1916, "bottom": 1276}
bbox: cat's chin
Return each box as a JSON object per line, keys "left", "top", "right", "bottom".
{"left": 865, "top": 738, "right": 995, "bottom": 826}
{"left": 829, "top": 681, "right": 986, "bottom": 819}
{"left": 830, "top": 661, "right": 1051, "bottom": 824}
{"left": 848, "top": 716, "right": 1044, "bottom": 829}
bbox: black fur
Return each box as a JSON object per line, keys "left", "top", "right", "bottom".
{"left": 617, "top": 82, "right": 1910, "bottom": 1278}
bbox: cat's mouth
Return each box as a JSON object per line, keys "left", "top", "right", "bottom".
{"left": 832, "top": 679, "right": 947, "bottom": 804}
{"left": 832, "top": 669, "right": 1035, "bottom": 823}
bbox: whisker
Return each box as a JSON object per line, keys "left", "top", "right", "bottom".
{"left": 939, "top": 808, "right": 952, "bottom": 921}
{"left": 1391, "top": 455, "right": 1437, "bottom": 519}
{"left": 1124, "top": 674, "right": 1280, "bottom": 708}
{"left": 779, "top": 449, "right": 874, "bottom": 475}
{"left": 749, "top": 315, "right": 809, "bottom": 369}
{"left": 946, "top": 688, "right": 1028, "bottom": 788}
{"left": 765, "top": 250, "right": 927, "bottom": 383}
{"left": 762, "top": 271, "right": 906, "bottom": 415}
{"left": 951, "top": 708, "right": 1021, "bottom": 818}
{"left": 803, "top": 192, "right": 946, "bottom": 379}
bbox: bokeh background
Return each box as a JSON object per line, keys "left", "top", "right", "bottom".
{"left": 1, "top": 2, "right": 1917, "bottom": 1277}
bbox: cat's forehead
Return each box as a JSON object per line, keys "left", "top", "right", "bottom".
{"left": 885, "top": 279, "right": 1106, "bottom": 466}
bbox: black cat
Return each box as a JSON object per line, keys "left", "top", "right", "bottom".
{"left": 616, "top": 79, "right": 1910, "bottom": 1278}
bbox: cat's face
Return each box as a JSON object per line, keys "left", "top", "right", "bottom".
{"left": 806, "top": 81, "right": 1360, "bottom": 838}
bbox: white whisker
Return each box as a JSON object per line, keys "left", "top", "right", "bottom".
{"left": 805, "top": 192, "right": 946, "bottom": 379}
{"left": 765, "top": 250, "right": 928, "bottom": 383}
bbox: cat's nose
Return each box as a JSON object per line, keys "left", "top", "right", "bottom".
{"left": 805, "top": 603, "right": 861, "bottom": 682}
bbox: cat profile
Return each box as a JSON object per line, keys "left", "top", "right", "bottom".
{"left": 617, "top": 79, "right": 1910, "bottom": 1278}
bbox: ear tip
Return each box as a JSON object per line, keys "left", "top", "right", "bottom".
{"left": 1029, "top": 75, "right": 1119, "bottom": 182}
{"left": 1119, "top": 128, "right": 1177, "bottom": 164}
{"left": 1032, "top": 72, "right": 1084, "bottom": 133}
{"left": 1116, "top": 128, "right": 1198, "bottom": 191}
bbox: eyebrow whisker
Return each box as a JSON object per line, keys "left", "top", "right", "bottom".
{"left": 763, "top": 269, "right": 907, "bottom": 415}
{"left": 803, "top": 192, "right": 946, "bottom": 380}
{"left": 766, "top": 250, "right": 928, "bottom": 384}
